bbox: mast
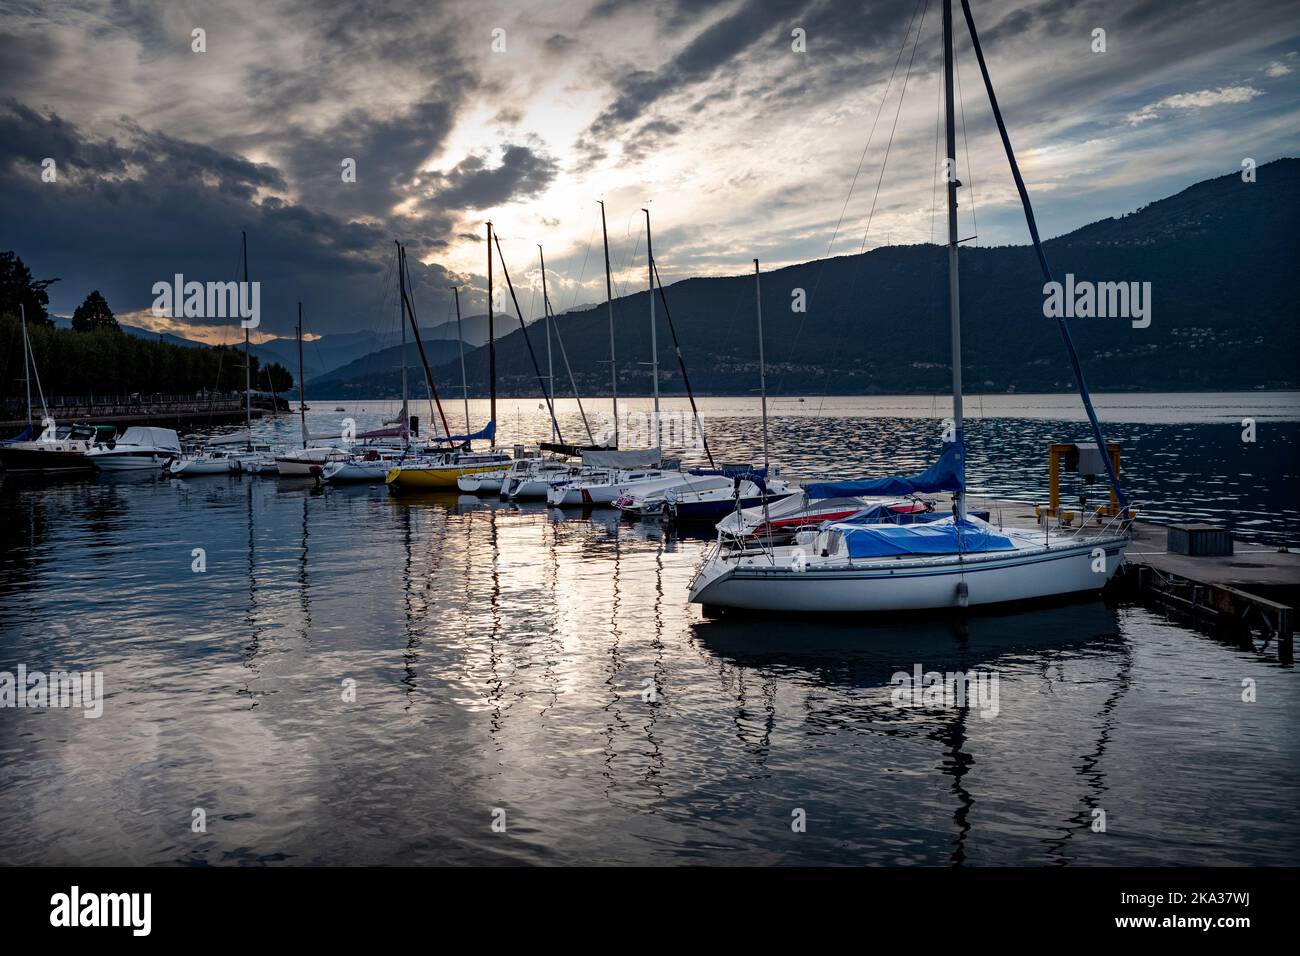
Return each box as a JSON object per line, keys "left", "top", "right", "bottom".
{"left": 598, "top": 201, "right": 618, "bottom": 448}
{"left": 398, "top": 243, "right": 409, "bottom": 440}
{"left": 643, "top": 208, "right": 659, "bottom": 446}
{"left": 19, "top": 304, "right": 32, "bottom": 428}
{"left": 296, "top": 303, "right": 307, "bottom": 449}
{"left": 453, "top": 286, "right": 470, "bottom": 436}
{"left": 398, "top": 243, "right": 453, "bottom": 440}
{"left": 540, "top": 244, "right": 596, "bottom": 445}
{"left": 754, "top": 259, "right": 769, "bottom": 471}
{"left": 242, "top": 231, "right": 252, "bottom": 449}
{"left": 943, "top": 0, "right": 967, "bottom": 520}
{"left": 486, "top": 221, "right": 496, "bottom": 447}
{"left": 538, "top": 244, "right": 556, "bottom": 442}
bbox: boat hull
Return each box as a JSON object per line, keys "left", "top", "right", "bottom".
{"left": 90, "top": 453, "right": 175, "bottom": 472}
{"left": 458, "top": 474, "right": 505, "bottom": 493}
{"left": 387, "top": 463, "right": 504, "bottom": 489}
{"left": 170, "top": 458, "right": 236, "bottom": 476}
{"left": 0, "top": 446, "right": 93, "bottom": 473}
{"left": 323, "top": 460, "right": 391, "bottom": 482}
{"left": 669, "top": 492, "right": 796, "bottom": 524}
{"left": 689, "top": 537, "right": 1127, "bottom": 613}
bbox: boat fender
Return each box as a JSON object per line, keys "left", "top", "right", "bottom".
{"left": 956, "top": 581, "right": 970, "bottom": 608}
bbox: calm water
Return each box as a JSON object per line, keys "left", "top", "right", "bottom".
{"left": 1, "top": 394, "right": 1297, "bottom": 865}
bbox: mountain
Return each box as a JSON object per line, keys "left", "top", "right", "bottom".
{"left": 254, "top": 322, "right": 488, "bottom": 381}
{"left": 305, "top": 339, "right": 467, "bottom": 398}
{"left": 399, "top": 158, "right": 1294, "bottom": 397}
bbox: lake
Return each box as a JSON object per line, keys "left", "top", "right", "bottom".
{"left": 1, "top": 393, "right": 1296, "bottom": 865}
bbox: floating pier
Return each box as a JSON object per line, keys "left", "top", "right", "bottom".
{"left": 976, "top": 498, "right": 1298, "bottom": 663}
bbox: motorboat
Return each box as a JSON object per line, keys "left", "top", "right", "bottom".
{"left": 0, "top": 423, "right": 111, "bottom": 474}
{"left": 86, "top": 426, "right": 182, "bottom": 472}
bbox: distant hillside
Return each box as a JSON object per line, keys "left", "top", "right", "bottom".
{"left": 305, "top": 339, "right": 466, "bottom": 398}
{"left": 394, "top": 158, "right": 1292, "bottom": 396}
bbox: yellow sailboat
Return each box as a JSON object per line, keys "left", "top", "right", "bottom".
{"left": 385, "top": 450, "right": 512, "bottom": 489}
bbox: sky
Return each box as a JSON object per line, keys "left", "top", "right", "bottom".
{"left": 1, "top": 0, "right": 1297, "bottom": 344}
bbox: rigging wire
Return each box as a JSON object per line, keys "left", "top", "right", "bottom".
{"left": 812, "top": 0, "right": 932, "bottom": 418}
{"left": 773, "top": 0, "right": 927, "bottom": 399}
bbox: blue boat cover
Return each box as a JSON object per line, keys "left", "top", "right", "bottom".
{"left": 830, "top": 516, "right": 1016, "bottom": 559}
{"left": 804, "top": 435, "right": 965, "bottom": 499}
{"left": 433, "top": 420, "right": 496, "bottom": 444}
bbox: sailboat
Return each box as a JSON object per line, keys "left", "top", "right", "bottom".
{"left": 0, "top": 305, "right": 108, "bottom": 473}
{"left": 173, "top": 232, "right": 260, "bottom": 477}
{"left": 385, "top": 228, "right": 508, "bottom": 490}
{"left": 325, "top": 242, "right": 428, "bottom": 483}
{"left": 546, "top": 206, "right": 683, "bottom": 506}
{"left": 660, "top": 259, "right": 797, "bottom": 523}
{"left": 688, "top": 0, "right": 1132, "bottom": 614}
{"left": 276, "top": 303, "right": 346, "bottom": 477}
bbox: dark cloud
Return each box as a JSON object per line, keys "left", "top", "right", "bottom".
{"left": 429, "top": 144, "right": 559, "bottom": 210}
{"left": 0, "top": 100, "right": 471, "bottom": 336}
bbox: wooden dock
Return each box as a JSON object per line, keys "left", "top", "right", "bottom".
{"left": 973, "top": 497, "right": 1298, "bottom": 663}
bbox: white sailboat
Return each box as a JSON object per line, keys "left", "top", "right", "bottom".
{"left": 688, "top": 0, "right": 1132, "bottom": 614}
{"left": 277, "top": 303, "right": 347, "bottom": 477}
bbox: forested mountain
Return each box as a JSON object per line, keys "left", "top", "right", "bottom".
{"left": 311, "top": 158, "right": 1295, "bottom": 399}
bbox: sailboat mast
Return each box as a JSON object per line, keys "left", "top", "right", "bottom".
{"left": 296, "top": 303, "right": 307, "bottom": 449}
{"left": 643, "top": 208, "right": 659, "bottom": 445}
{"left": 20, "top": 304, "right": 32, "bottom": 428}
{"left": 598, "top": 201, "right": 618, "bottom": 448}
{"left": 753, "top": 259, "right": 769, "bottom": 471}
{"left": 453, "top": 286, "right": 470, "bottom": 436}
{"left": 943, "top": 0, "right": 966, "bottom": 520}
{"left": 539, "top": 244, "right": 556, "bottom": 442}
{"left": 242, "top": 231, "right": 252, "bottom": 449}
{"left": 486, "top": 221, "right": 496, "bottom": 447}
{"left": 396, "top": 241, "right": 409, "bottom": 440}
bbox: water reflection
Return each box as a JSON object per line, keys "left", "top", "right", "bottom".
{"left": 1, "top": 407, "right": 1297, "bottom": 866}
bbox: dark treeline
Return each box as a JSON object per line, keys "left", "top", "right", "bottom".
{"left": 1, "top": 313, "right": 293, "bottom": 400}
{"left": 1, "top": 250, "right": 292, "bottom": 401}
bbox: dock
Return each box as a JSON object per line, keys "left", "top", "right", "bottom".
{"left": 0, "top": 395, "right": 280, "bottom": 432}
{"left": 973, "top": 497, "right": 1298, "bottom": 663}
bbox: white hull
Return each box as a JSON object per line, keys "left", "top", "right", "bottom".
{"left": 547, "top": 469, "right": 673, "bottom": 506}
{"left": 689, "top": 536, "right": 1127, "bottom": 613}
{"left": 507, "top": 476, "right": 552, "bottom": 499}
{"left": 322, "top": 460, "right": 390, "bottom": 482}
{"left": 91, "top": 453, "right": 174, "bottom": 472}
{"left": 170, "top": 457, "right": 237, "bottom": 476}
{"left": 458, "top": 474, "right": 505, "bottom": 494}
{"left": 276, "top": 447, "right": 338, "bottom": 477}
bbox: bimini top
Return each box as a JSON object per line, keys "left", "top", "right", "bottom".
{"left": 805, "top": 436, "right": 965, "bottom": 499}
{"left": 827, "top": 515, "right": 1016, "bottom": 559}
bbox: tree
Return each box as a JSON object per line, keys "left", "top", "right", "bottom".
{"left": 0, "top": 251, "right": 59, "bottom": 327}
{"left": 70, "top": 290, "right": 119, "bottom": 332}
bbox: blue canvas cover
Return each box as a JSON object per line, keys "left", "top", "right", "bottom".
{"left": 434, "top": 420, "right": 496, "bottom": 444}
{"left": 831, "top": 517, "right": 1016, "bottom": 559}
{"left": 804, "top": 435, "right": 965, "bottom": 499}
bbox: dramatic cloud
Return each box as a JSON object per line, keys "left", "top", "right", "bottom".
{"left": 0, "top": 0, "right": 1298, "bottom": 343}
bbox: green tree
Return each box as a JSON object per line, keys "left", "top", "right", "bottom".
{"left": 0, "top": 251, "right": 59, "bottom": 327}
{"left": 70, "top": 290, "right": 119, "bottom": 332}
